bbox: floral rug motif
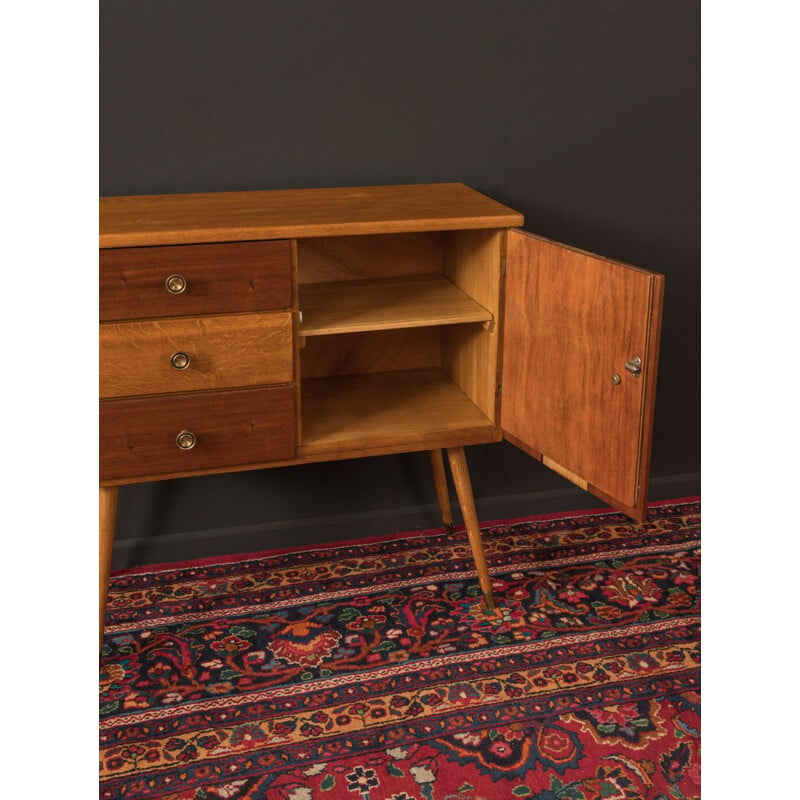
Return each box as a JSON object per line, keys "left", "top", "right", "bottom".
{"left": 100, "top": 499, "right": 700, "bottom": 799}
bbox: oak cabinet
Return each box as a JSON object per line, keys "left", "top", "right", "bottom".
{"left": 99, "top": 183, "right": 663, "bottom": 638}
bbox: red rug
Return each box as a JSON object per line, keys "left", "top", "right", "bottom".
{"left": 100, "top": 499, "right": 700, "bottom": 799}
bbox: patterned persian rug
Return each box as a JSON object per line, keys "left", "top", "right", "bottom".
{"left": 100, "top": 499, "right": 700, "bottom": 800}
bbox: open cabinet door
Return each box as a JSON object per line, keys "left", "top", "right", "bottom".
{"left": 500, "top": 229, "right": 664, "bottom": 521}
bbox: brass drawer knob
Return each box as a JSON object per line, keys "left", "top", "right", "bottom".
{"left": 170, "top": 351, "right": 191, "bottom": 370}
{"left": 166, "top": 274, "right": 187, "bottom": 294}
{"left": 176, "top": 430, "right": 196, "bottom": 450}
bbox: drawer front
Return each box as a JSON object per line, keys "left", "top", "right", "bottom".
{"left": 100, "top": 240, "right": 292, "bottom": 321}
{"left": 100, "top": 312, "right": 293, "bottom": 399}
{"left": 100, "top": 386, "right": 296, "bottom": 482}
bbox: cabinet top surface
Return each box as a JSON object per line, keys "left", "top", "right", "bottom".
{"left": 99, "top": 183, "right": 524, "bottom": 249}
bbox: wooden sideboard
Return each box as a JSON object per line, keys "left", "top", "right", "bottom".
{"left": 99, "top": 183, "right": 664, "bottom": 640}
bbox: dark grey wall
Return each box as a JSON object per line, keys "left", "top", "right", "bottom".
{"left": 101, "top": 1, "right": 699, "bottom": 569}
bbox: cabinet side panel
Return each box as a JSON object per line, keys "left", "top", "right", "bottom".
{"left": 291, "top": 239, "right": 303, "bottom": 445}
{"left": 442, "top": 230, "right": 503, "bottom": 422}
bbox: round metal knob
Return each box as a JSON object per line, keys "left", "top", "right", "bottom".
{"left": 166, "top": 274, "right": 187, "bottom": 294}
{"left": 611, "top": 373, "right": 621, "bottom": 385}
{"left": 176, "top": 430, "right": 196, "bottom": 450}
{"left": 624, "top": 356, "right": 642, "bottom": 377}
{"left": 170, "top": 351, "right": 191, "bottom": 370}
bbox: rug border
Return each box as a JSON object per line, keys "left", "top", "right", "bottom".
{"left": 110, "top": 495, "right": 700, "bottom": 578}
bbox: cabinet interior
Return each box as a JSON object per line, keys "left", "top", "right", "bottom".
{"left": 295, "top": 229, "right": 504, "bottom": 458}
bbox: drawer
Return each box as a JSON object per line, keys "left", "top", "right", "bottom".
{"left": 100, "top": 312, "right": 293, "bottom": 399}
{"left": 99, "top": 386, "right": 296, "bottom": 482}
{"left": 100, "top": 240, "right": 292, "bottom": 321}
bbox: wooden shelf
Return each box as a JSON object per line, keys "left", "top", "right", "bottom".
{"left": 300, "top": 368, "right": 497, "bottom": 458}
{"left": 299, "top": 276, "right": 492, "bottom": 336}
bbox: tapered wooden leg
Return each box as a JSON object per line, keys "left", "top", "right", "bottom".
{"left": 100, "top": 486, "right": 119, "bottom": 649}
{"left": 428, "top": 449, "right": 454, "bottom": 533}
{"left": 446, "top": 446, "right": 496, "bottom": 612}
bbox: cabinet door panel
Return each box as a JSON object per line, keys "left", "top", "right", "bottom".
{"left": 501, "top": 229, "right": 663, "bottom": 519}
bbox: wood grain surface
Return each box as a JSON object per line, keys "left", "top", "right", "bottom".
{"left": 100, "top": 240, "right": 292, "bottom": 321}
{"left": 500, "top": 230, "right": 663, "bottom": 512}
{"left": 100, "top": 312, "right": 293, "bottom": 398}
{"left": 100, "top": 184, "right": 524, "bottom": 248}
{"left": 300, "top": 276, "right": 492, "bottom": 336}
{"left": 300, "top": 368, "right": 496, "bottom": 457}
{"left": 297, "top": 233, "right": 443, "bottom": 284}
{"left": 442, "top": 229, "right": 504, "bottom": 422}
{"left": 300, "top": 328, "right": 441, "bottom": 379}
{"left": 100, "top": 386, "right": 296, "bottom": 482}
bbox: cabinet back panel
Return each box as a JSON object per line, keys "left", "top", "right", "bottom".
{"left": 300, "top": 328, "right": 441, "bottom": 379}
{"left": 297, "top": 233, "right": 443, "bottom": 284}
